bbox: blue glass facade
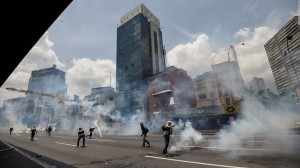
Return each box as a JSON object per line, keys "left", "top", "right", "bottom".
{"left": 117, "top": 14, "right": 152, "bottom": 92}
{"left": 116, "top": 3, "right": 167, "bottom": 118}
{"left": 116, "top": 14, "right": 152, "bottom": 116}
{"left": 28, "top": 65, "right": 67, "bottom": 97}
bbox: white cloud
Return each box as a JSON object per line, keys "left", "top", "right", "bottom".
{"left": 166, "top": 26, "right": 278, "bottom": 93}
{"left": 66, "top": 58, "right": 116, "bottom": 100}
{"left": 0, "top": 32, "right": 65, "bottom": 106}
{"left": 0, "top": 31, "right": 117, "bottom": 106}
{"left": 234, "top": 26, "right": 278, "bottom": 93}
{"left": 166, "top": 34, "right": 212, "bottom": 78}
{"left": 172, "top": 23, "right": 198, "bottom": 39}
{"left": 234, "top": 28, "right": 251, "bottom": 39}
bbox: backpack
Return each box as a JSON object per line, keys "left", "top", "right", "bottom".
{"left": 144, "top": 127, "right": 149, "bottom": 133}
{"left": 161, "top": 125, "right": 167, "bottom": 131}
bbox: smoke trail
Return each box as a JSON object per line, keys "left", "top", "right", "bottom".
{"left": 93, "top": 120, "right": 102, "bottom": 137}
{"left": 170, "top": 120, "right": 203, "bottom": 152}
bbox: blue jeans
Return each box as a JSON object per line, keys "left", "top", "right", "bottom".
{"left": 163, "top": 135, "right": 170, "bottom": 154}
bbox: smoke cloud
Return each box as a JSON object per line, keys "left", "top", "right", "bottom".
{"left": 209, "top": 91, "right": 300, "bottom": 157}
{"left": 170, "top": 120, "right": 204, "bottom": 152}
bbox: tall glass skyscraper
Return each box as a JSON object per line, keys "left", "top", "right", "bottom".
{"left": 116, "top": 3, "right": 166, "bottom": 117}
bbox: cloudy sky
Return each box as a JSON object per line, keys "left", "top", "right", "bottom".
{"left": 0, "top": 0, "right": 298, "bottom": 106}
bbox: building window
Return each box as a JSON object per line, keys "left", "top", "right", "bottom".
{"left": 210, "top": 93, "right": 214, "bottom": 99}
{"left": 199, "top": 94, "right": 206, "bottom": 100}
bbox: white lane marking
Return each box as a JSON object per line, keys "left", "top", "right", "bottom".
{"left": 53, "top": 136, "right": 65, "bottom": 138}
{"left": 88, "top": 139, "right": 115, "bottom": 142}
{"left": 113, "top": 136, "right": 138, "bottom": 139}
{"left": 180, "top": 145, "right": 270, "bottom": 151}
{"left": 202, "top": 147, "right": 270, "bottom": 151}
{"left": 247, "top": 141, "right": 268, "bottom": 143}
{"left": 55, "top": 142, "right": 76, "bottom": 147}
{"left": 148, "top": 134, "right": 181, "bottom": 137}
{"left": 145, "top": 155, "right": 247, "bottom": 168}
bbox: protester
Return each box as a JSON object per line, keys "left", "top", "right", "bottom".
{"left": 86, "top": 127, "right": 95, "bottom": 139}
{"left": 162, "top": 121, "right": 173, "bottom": 157}
{"left": 47, "top": 126, "right": 53, "bottom": 136}
{"left": 9, "top": 127, "right": 13, "bottom": 135}
{"left": 77, "top": 128, "right": 86, "bottom": 147}
{"left": 30, "top": 126, "right": 37, "bottom": 141}
{"left": 140, "top": 122, "right": 150, "bottom": 147}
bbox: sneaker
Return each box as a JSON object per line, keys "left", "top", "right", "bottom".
{"left": 165, "top": 154, "right": 169, "bottom": 157}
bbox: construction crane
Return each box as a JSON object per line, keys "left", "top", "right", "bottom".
{"left": 6, "top": 87, "right": 65, "bottom": 104}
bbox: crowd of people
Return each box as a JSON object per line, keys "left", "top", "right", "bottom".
{"left": 9, "top": 120, "right": 175, "bottom": 157}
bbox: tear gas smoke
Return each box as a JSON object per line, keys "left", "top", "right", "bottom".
{"left": 209, "top": 92, "right": 300, "bottom": 157}
{"left": 170, "top": 120, "right": 203, "bottom": 152}
{"left": 0, "top": 95, "right": 150, "bottom": 137}
{"left": 118, "top": 109, "right": 146, "bottom": 135}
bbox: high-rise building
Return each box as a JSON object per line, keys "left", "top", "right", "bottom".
{"left": 148, "top": 66, "right": 196, "bottom": 120}
{"left": 248, "top": 77, "right": 266, "bottom": 92}
{"left": 27, "top": 64, "right": 68, "bottom": 98}
{"left": 25, "top": 65, "right": 68, "bottom": 125}
{"left": 264, "top": 16, "right": 300, "bottom": 96}
{"left": 116, "top": 3, "right": 166, "bottom": 117}
{"left": 212, "top": 61, "right": 245, "bottom": 96}
{"left": 83, "top": 86, "right": 115, "bottom": 106}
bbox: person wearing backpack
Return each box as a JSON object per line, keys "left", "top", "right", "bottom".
{"left": 140, "top": 122, "right": 150, "bottom": 147}
{"left": 162, "top": 121, "right": 173, "bottom": 157}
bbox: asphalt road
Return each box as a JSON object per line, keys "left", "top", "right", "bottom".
{"left": 1, "top": 130, "right": 300, "bottom": 168}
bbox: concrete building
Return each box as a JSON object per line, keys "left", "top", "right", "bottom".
{"left": 116, "top": 3, "right": 166, "bottom": 117}
{"left": 212, "top": 61, "right": 245, "bottom": 96}
{"left": 264, "top": 16, "right": 300, "bottom": 98}
{"left": 193, "top": 67, "right": 243, "bottom": 114}
{"left": 25, "top": 65, "right": 68, "bottom": 126}
{"left": 248, "top": 77, "right": 266, "bottom": 92}
{"left": 148, "top": 66, "right": 196, "bottom": 120}
{"left": 84, "top": 86, "right": 115, "bottom": 106}
{"left": 194, "top": 72, "right": 221, "bottom": 108}
{"left": 27, "top": 64, "right": 68, "bottom": 98}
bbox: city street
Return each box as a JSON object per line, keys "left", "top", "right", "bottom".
{"left": 1, "top": 131, "right": 300, "bottom": 168}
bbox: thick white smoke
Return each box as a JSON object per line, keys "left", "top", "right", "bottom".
{"left": 170, "top": 120, "right": 203, "bottom": 152}
{"left": 1, "top": 103, "right": 29, "bottom": 133}
{"left": 209, "top": 92, "right": 299, "bottom": 157}
{"left": 118, "top": 109, "right": 146, "bottom": 136}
